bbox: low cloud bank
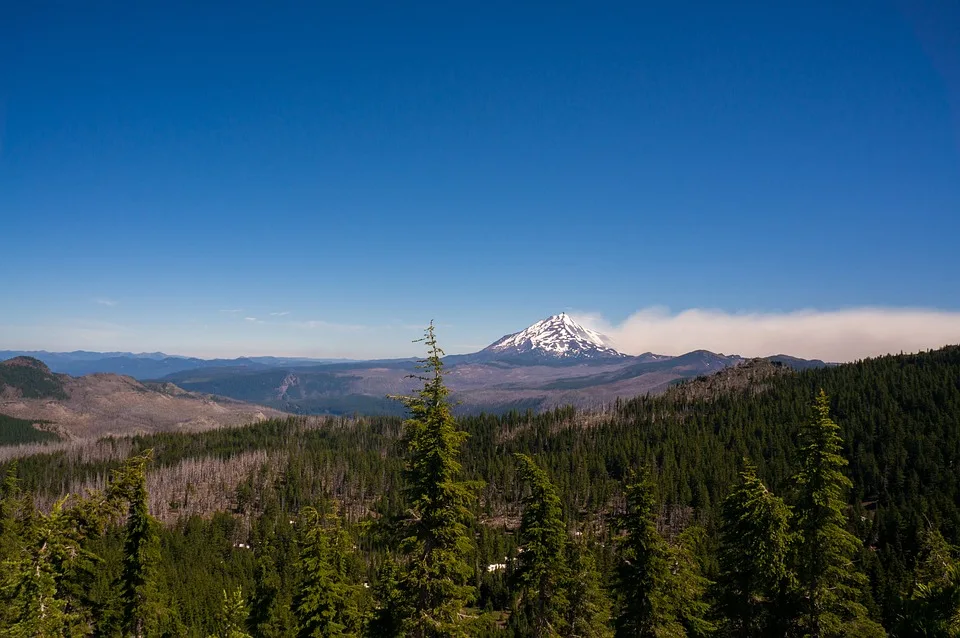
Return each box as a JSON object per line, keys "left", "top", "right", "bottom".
{"left": 574, "top": 307, "right": 960, "bottom": 362}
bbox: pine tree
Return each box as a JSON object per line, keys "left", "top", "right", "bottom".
{"left": 293, "top": 504, "right": 363, "bottom": 636}
{"left": 897, "top": 527, "right": 960, "bottom": 637}
{"left": 613, "top": 466, "right": 684, "bottom": 638}
{"left": 564, "top": 536, "right": 613, "bottom": 638}
{"left": 667, "top": 526, "right": 715, "bottom": 637}
{"left": 2, "top": 498, "right": 87, "bottom": 637}
{"left": 368, "top": 557, "right": 406, "bottom": 637}
{"left": 391, "top": 322, "right": 479, "bottom": 637}
{"left": 250, "top": 501, "right": 298, "bottom": 637}
{"left": 117, "top": 452, "right": 161, "bottom": 638}
{"left": 792, "top": 391, "right": 883, "bottom": 637}
{"left": 716, "top": 460, "right": 793, "bottom": 636}
{"left": 510, "top": 453, "right": 569, "bottom": 637}
{"left": 0, "top": 462, "right": 27, "bottom": 628}
{"left": 208, "top": 587, "right": 252, "bottom": 638}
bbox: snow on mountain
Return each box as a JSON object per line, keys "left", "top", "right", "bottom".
{"left": 482, "top": 313, "right": 627, "bottom": 359}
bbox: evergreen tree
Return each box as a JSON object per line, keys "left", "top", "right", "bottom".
{"left": 117, "top": 452, "right": 161, "bottom": 638}
{"left": 391, "top": 322, "right": 480, "bottom": 637}
{"left": 613, "top": 466, "right": 684, "bottom": 638}
{"left": 667, "top": 526, "right": 716, "bottom": 637}
{"left": 510, "top": 453, "right": 569, "bottom": 637}
{"left": 2, "top": 498, "right": 87, "bottom": 637}
{"left": 791, "top": 391, "right": 882, "bottom": 637}
{"left": 564, "top": 536, "right": 613, "bottom": 638}
{"left": 716, "top": 461, "right": 793, "bottom": 636}
{"left": 0, "top": 462, "right": 27, "bottom": 627}
{"left": 250, "top": 502, "right": 298, "bottom": 637}
{"left": 367, "top": 557, "right": 406, "bottom": 637}
{"left": 208, "top": 587, "right": 252, "bottom": 638}
{"left": 896, "top": 528, "right": 960, "bottom": 637}
{"left": 293, "top": 504, "right": 363, "bottom": 636}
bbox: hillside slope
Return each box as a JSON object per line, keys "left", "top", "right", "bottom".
{"left": 0, "top": 358, "right": 287, "bottom": 439}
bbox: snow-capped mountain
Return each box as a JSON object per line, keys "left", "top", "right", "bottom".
{"left": 481, "top": 313, "right": 627, "bottom": 360}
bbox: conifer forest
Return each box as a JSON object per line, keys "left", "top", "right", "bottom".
{"left": 2, "top": 327, "right": 959, "bottom": 637}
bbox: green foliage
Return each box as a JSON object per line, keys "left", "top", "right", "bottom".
{"left": 250, "top": 499, "right": 299, "bottom": 637}
{"left": 391, "top": 323, "right": 480, "bottom": 637}
{"left": 2, "top": 498, "right": 88, "bottom": 636}
{"left": 0, "top": 360, "right": 68, "bottom": 399}
{"left": 667, "top": 526, "right": 715, "bottom": 637}
{"left": 613, "top": 466, "right": 683, "bottom": 637}
{"left": 0, "top": 413, "right": 59, "bottom": 445}
{"left": 896, "top": 528, "right": 960, "bottom": 637}
{"left": 792, "top": 392, "right": 881, "bottom": 636}
{"left": 510, "top": 453, "right": 569, "bottom": 637}
{"left": 564, "top": 537, "right": 613, "bottom": 638}
{"left": 208, "top": 587, "right": 252, "bottom": 638}
{"left": 367, "top": 557, "right": 405, "bottom": 637}
{"left": 716, "top": 461, "right": 793, "bottom": 636}
{"left": 0, "top": 345, "right": 957, "bottom": 634}
{"left": 293, "top": 504, "right": 365, "bottom": 636}
{"left": 117, "top": 451, "right": 162, "bottom": 638}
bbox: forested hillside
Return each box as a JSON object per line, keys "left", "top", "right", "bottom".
{"left": 0, "top": 356, "right": 68, "bottom": 399}
{"left": 0, "top": 336, "right": 958, "bottom": 636}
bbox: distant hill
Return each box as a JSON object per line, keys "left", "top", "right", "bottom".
{"left": 0, "top": 356, "right": 68, "bottom": 399}
{"left": 764, "top": 354, "right": 832, "bottom": 370}
{"left": 0, "top": 357, "right": 287, "bottom": 440}
{"left": 0, "top": 350, "right": 354, "bottom": 380}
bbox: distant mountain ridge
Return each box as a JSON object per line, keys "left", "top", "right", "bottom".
{"left": 2, "top": 313, "right": 832, "bottom": 416}
{"left": 0, "top": 350, "right": 356, "bottom": 380}
{"left": 150, "top": 314, "right": 829, "bottom": 415}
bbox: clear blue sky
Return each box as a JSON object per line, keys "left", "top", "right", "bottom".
{"left": 2, "top": 1, "right": 959, "bottom": 358}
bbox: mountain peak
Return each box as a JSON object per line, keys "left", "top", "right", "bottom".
{"left": 482, "top": 313, "right": 626, "bottom": 360}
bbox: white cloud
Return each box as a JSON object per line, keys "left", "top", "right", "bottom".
{"left": 244, "top": 317, "right": 264, "bottom": 324}
{"left": 94, "top": 298, "right": 118, "bottom": 307}
{"left": 269, "top": 311, "right": 290, "bottom": 316}
{"left": 572, "top": 307, "right": 960, "bottom": 362}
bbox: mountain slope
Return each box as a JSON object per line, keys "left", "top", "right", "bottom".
{"left": 480, "top": 312, "right": 626, "bottom": 361}
{"left": 155, "top": 314, "right": 829, "bottom": 415}
{"left": 0, "top": 351, "right": 354, "bottom": 380}
{"left": 0, "top": 358, "right": 287, "bottom": 439}
{"left": 0, "top": 357, "right": 68, "bottom": 399}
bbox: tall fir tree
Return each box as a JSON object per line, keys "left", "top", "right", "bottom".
{"left": 367, "top": 557, "right": 406, "bottom": 637}
{"left": 0, "top": 462, "right": 27, "bottom": 628}
{"left": 613, "top": 466, "right": 684, "bottom": 638}
{"left": 716, "top": 461, "right": 793, "bottom": 637}
{"left": 250, "top": 500, "right": 298, "bottom": 637}
{"left": 208, "top": 587, "right": 252, "bottom": 638}
{"left": 391, "top": 322, "right": 480, "bottom": 637}
{"left": 117, "top": 452, "right": 161, "bottom": 638}
{"left": 896, "top": 527, "right": 960, "bottom": 637}
{"left": 510, "top": 453, "right": 569, "bottom": 637}
{"left": 2, "top": 498, "right": 87, "bottom": 637}
{"left": 791, "top": 391, "right": 883, "bottom": 637}
{"left": 293, "top": 504, "right": 364, "bottom": 637}
{"left": 666, "top": 526, "right": 716, "bottom": 637}
{"left": 564, "top": 536, "right": 614, "bottom": 638}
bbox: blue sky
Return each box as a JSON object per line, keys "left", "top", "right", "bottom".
{"left": 2, "top": 1, "right": 959, "bottom": 358}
